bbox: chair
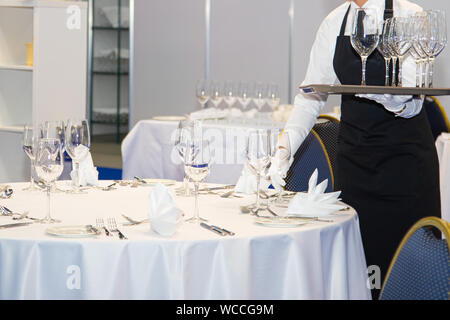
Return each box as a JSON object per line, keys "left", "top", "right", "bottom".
{"left": 284, "top": 130, "right": 333, "bottom": 193}
{"left": 424, "top": 96, "right": 450, "bottom": 140}
{"left": 314, "top": 116, "right": 340, "bottom": 187}
{"left": 379, "top": 217, "right": 450, "bottom": 300}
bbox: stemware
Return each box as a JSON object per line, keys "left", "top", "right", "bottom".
{"left": 390, "top": 17, "right": 413, "bottom": 87}
{"left": 184, "top": 138, "right": 211, "bottom": 224}
{"left": 266, "top": 83, "right": 281, "bottom": 112}
{"left": 246, "top": 129, "right": 271, "bottom": 214}
{"left": 174, "top": 119, "right": 196, "bottom": 196}
{"left": 223, "top": 81, "right": 237, "bottom": 122}
{"left": 40, "top": 120, "right": 66, "bottom": 192}
{"left": 351, "top": 8, "right": 380, "bottom": 86}
{"left": 34, "top": 138, "right": 63, "bottom": 223}
{"left": 238, "top": 81, "right": 252, "bottom": 123}
{"left": 271, "top": 131, "right": 291, "bottom": 206}
{"left": 420, "top": 10, "right": 448, "bottom": 88}
{"left": 65, "top": 119, "right": 90, "bottom": 193}
{"left": 210, "top": 81, "right": 224, "bottom": 109}
{"left": 384, "top": 18, "right": 399, "bottom": 87}
{"left": 22, "top": 125, "right": 40, "bottom": 191}
{"left": 410, "top": 13, "right": 429, "bottom": 88}
{"left": 378, "top": 20, "right": 393, "bottom": 86}
{"left": 196, "top": 80, "right": 210, "bottom": 109}
{"left": 253, "top": 82, "right": 267, "bottom": 112}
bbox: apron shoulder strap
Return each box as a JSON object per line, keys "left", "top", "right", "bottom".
{"left": 339, "top": 4, "right": 352, "bottom": 36}
{"left": 384, "top": 0, "right": 393, "bottom": 20}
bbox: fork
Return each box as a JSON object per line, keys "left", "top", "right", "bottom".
{"left": 107, "top": 217, "right": 128, "bottom": 239}
{"left": 96, "top": 218, "right": 112, "bottom": 237}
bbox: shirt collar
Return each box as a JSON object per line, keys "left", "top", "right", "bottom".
{"left": 350, "top": 0, "right": 385, "bottom": 9}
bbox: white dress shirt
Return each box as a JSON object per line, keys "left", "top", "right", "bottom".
{"left": 285, "top": 0, "right": 423, "bottom": 156}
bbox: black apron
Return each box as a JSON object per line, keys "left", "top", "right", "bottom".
{"left": 332, "top": 1, "right": 441, "bottom": 296}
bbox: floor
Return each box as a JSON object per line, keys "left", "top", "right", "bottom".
{"left": 90, "top": 134, "right": 125, "bottom": 169}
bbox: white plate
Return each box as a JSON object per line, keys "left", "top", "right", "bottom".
{"left": 255, "top": 217, "right": 308, "bottom": 228}
{"left": 152, "top": 116, "right": 187, "bottom": 122}
{"left": 46, "top": 225, "right": 99, "bottom": 238}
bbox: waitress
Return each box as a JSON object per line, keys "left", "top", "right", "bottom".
{"left": 270, "top": 0, "right": 441, "bottom": 298}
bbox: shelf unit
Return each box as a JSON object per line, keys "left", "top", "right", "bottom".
{"left": 88, "top": 0, "right": 130, "bottom": 143}
{"left": 0, "top": 0, "right": 88, "bottom": 182}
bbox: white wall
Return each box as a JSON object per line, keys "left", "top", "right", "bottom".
{"left": 132, "top": 0, "right": 450, "bottom": 124}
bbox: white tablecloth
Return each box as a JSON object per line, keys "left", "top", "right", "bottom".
{"left": 436, "top": 133, "right": 450, "bottom": 222}
{"left": 0, "top": 181, "right": 370, "bottom": 300}
{"left": 121, "top": 119, "right": 284, "bottom": 185}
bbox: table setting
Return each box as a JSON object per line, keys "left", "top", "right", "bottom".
{"left": 0, "top": 118, "right": 370, "bottom": 299}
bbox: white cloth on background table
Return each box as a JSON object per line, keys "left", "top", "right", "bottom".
{"left": 148, "top": 183, "right": 183, "bottom": 236}
{"left": 285, "top": 169, "right": 345, "bottom": 217}
{"left": 121, "top": 120, "right": 285, "bottom": 185}
{"left": 0, "top": 181, "right": 370, "bottom": 300}
{"left": 436, "top": 133, "right": 450, "bottom": 222}
{"left": 70, "top": 147, "right": 99, "bottom": 187}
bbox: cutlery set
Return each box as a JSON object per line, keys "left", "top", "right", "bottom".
{"left": 96, "top": 217, "right": 127, "bottom": 239}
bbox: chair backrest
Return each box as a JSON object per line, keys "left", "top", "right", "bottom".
{"left": 314, "top": 116, "right": 340, "bottom": 186}
{"left": 284, "top": 130, "right": 333, "bottom": 193}
{"left": 424, "top": 96, "right": 450, "bottom": 140}
{"left": 380, "top": 217, "right": 450, "bottom": 300}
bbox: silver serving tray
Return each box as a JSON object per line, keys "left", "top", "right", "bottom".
{"left": 299, "top": 84, "right": 450, "bottom": 96}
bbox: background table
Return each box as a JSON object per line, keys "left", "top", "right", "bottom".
{"left": 0, "top": 181, "right": 370, "bottom": 300}
{"left": 436, "top": 133, "right": 450, "bottom": 222}
{"left": 121, "top": 119, "right": 284, "bottom": 185}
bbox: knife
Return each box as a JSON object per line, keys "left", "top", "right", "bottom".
{"left": 211, "top": 225, "right": 235, "bottom": 236}
{"left": 198, "top": 185, "right": 235, "bottom": 192}
{"left": 200, "top": 222, "right": 226, "bottom": 236}
{"left": 0, "top": 222, "right": 33, "bottom": 229}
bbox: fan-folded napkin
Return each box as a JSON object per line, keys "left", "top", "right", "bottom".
{"left": 70, "top": 145, "right": 99, "bottom": 186}
{"left": 283, "top": 169, "right": 346, "bottom": 217}
{"left": 235, "top": 163, "right": 271, "bottom": 195}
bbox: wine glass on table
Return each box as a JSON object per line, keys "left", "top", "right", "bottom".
{"left": 174, "top": 119, "right": 196, "bottom": 196}
{"left": 22, "top": 125, "right": 40, "bottom": 191}
{"left": 378, "top": 20, "right": 393, "bottom": 86}
{"left": 238, "top": 81, "right": 252, "bottom": 124}
{"left": 34, "top": 138, "right": 63, "bottom": 223}
{"left": 65, "top": 119, "right": 90, "bottom": 194}
{"left": 351, "top": 8, "right": 380, "bottom": 86}
{"left": 266, "top": 83, "right": 281, "bottom": 124}
{"left": 246, "top": 129, "right": 271, "bottom": 215}
{"left": 390, "top": 17, "right": 412, "bottom": 87}
{"left": 40, "top": 120, "right": 66, "bottom": 192}
{"left": 210, "top": 81, "right": 224, "bottom": 123}
{"left": 184, "top": 138, "right": 212, "bottom": 224}
{"left": 271, "top": 131, "right": 291, "bottom": 207}
{"left": 224, "top": 81, "right": 237, "bottom": 123}
{"left": 196, "top": 80, "right": 210, "bottom": 109}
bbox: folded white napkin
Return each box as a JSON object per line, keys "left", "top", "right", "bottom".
{"left": 284, "top": 169, "right": 346, "bottom": 217}
{"left": 189, "top": 108, "right": 228, "bottom": 120}
{"left": 272, "top": 104, "right": 293, "bottom": 122}
{"left": 149, "top": 183, "right": 183, "bottom": 237}
{"left": 234, "top": 163, "right": 271, "bottom": 195}
{"left": 244, "top": 108, "right": 258, "bottom": 119}
{"left": 70, "top": 146, "right": 99, "bottom": 187}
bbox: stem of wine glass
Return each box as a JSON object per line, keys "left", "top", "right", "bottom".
{"left": 391, "top": 57, "right": 398, "bottom": 87}
{"left": 422, "top": 59, "right": 428, "bottom": 88}
{"left": 384, "top": 58, "right": 390, "bottom": 87}
{"left": 397, "top": 56, "right": 404, "bottom": 87}
{"left": 194, "top": 181, "right": 199, "bottom": 223}
{"left": 46, "top": 185, "right": 51, "bottom": 222}
{"left": 74, "top": 161, "right": 80, "bottom": 192}
{"left": 415, "top": 60, "right": 421, "bottom": 88}
{"left": 255, "top": 173, "right": 261, "bottom": 210}
{"left": 428, "top": 57, "right": 435, "bottom": 88}
{"left": 361, "top": 56, "right": 368, "bottom": 86}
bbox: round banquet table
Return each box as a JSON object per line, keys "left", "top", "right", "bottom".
{"left": 0, "top": 181, "right": 371, "bottom": 300}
